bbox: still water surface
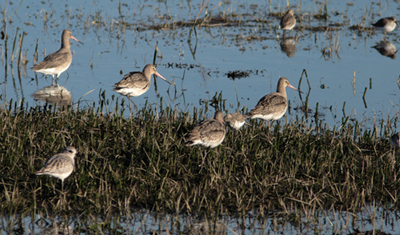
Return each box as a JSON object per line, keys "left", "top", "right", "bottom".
{"left": 1, "top": 0, "right": 399, "bottom": 129}
{"left": 2, "top": 205, "right": 399, "bottom": 234}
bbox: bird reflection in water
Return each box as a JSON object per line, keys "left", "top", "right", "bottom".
{"left": 372, "top": 41, "right": 397, "bottom": 59}
{"left": 32, "top": 85, "right": 72, "bottom": 107}
{"left": 280, "top": 38, "right": 297, "bottom": 58}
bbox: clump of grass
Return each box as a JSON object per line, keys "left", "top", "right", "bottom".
{"left": 0, "top": 92, "right": 398, "bottom": 222}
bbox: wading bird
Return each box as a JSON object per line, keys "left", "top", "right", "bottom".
{"left": 32, "top": 29, "right": 83, "bottom": 85}
{"left": 372, "top": 16, "right": 397, "bottom": 39}
{"left": 280, "top": 9, "right": 296, "bottom": 38}
{"left": 248, "top": 77, "right": 301, "bottom": 122}
{"left": 113, "top": 64, "right": 170, "bottom": 110}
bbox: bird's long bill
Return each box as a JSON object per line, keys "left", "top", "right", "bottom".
{"left": 287, "top": 84, "right": 303, "bottom": 93}
{"left": 71, "top": 35, "right": 84, "bottom": 45}
{"left": 154, "top": 72, "right": 170, "bottom": 84}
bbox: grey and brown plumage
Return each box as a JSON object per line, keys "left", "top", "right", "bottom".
{"left": 280, "top": 9, "right": 296, "bottom": 31}
{"left": 113, "top": 64, "right": 169, "bottom": 97}
{"left": 32, "top": 29, "right": 83, "bottom": 85}
{"left": 225, "top": 112, "right": 248, "bottom": 130}
{"left": 391, "top": 132, "right": 400, "bottom": 148}
{"left": 36, "top": 146, "right": 77, "bottom": 192}
{"left": 372, "top": 16, "right": 397, "bottom": 33}
{"left": 185, "top": 111, "right": 226, "bottom": 148}
{"left": 248, "top": 77, "right": 301, "bottom": 121}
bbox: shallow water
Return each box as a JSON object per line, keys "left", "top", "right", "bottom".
{"left": 2, "top": 204, "right": 399, "bottom": 234}
{"left": 1, "top": 0, "right": 399, "bottom": 129}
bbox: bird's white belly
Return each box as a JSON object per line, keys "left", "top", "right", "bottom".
{"left": 115, "top": 87, "right": 148, "bottom": 97}
{"left": 35, "top": 67, "right": 58, "bottom": 75}
{"left": 251, "top": 112, "right": 285, "bottom": 121}
{"left": 230, "top": 120, "right": 245, "bottom": 130}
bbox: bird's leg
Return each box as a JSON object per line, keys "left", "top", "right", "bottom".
{"left": 56, "top": 74, "right": 61, "bottom": 86}
{"left": 199, "top": 149, "right": 208, "bottom": 169}
{"left": 265, "top": 121, "right": 274, "bottom": 143}
{"left": 52, "top": 181, "right": 56, "bottom": 195}
{"left": 257, "top": 119, "right": 265, "bottom": 130}
{"left": 126, "top": 98, "right": 133, "bottom": 113}
{"left": 127, "top": 97, "right": 138, "bottom": 113}
{"left": 392, "top": 148, "right": 396, "bottom": 172}
{"left": 61, "top": 180, "right": 67, "bottom": 207}
{"left": 268, "top": 120, "right": 273, "bottom": 130}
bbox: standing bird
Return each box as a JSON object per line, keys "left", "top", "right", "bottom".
{"left": 391, "top": 132, "right": 400, "bottom": 148}
{"left": 372, "top": 16, "right": 397, "bottom": 33}
{"left": 113, "top": 64, "right": 169, "bottom": 97}
{"left": 280, "top": 9, "right": 296, "bottom": 37}
{"left": 185, "top": 110, "right": 226, "bottom": 148}
{"left": 36, "top": 146, "right": 77, "bottom": 194}
{"left": 225, "top": 112, "right": 248, "bottom": 130}
{"left": 113, "top": 64, "right": 169, "bottom": 109}
{"left": 248, "top": 77, "right": 301, "bottom": 121}
{"left": 32, "top": 29, "right": 83, "bottom": 85}
{"left": 372, "top": 16, "right": 397, "bottom": 39}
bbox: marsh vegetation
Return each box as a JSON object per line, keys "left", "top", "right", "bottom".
{"left": 0, "top": 94, "right": 399, "bottom": 233}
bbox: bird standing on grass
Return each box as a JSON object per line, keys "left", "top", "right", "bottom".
{"left": 185, "top": 110, "right": 226, "bottom": 148}
{"left": 36, "top": 146, "right": 77, "bottom": 194}
{"left": 224, "top": 112, "right": 247, "bottom": 130}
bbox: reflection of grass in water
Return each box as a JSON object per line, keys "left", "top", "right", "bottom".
{"left": 6, "top": 205, "right": 398, "bottom": 233}
{"left": 58, "top": 1, "right": 352, "bottom": 33}
{"left": 0, "top": 91, "right": 398, "bottom": 220}
{"left": 319, "top": 31, "right": 342, "bottom": 61}
{"left": 8, "top": 0, "right": 386, "bottom": 46}
{"left": 4, "top": 0, "right": 392, "bottom": 41}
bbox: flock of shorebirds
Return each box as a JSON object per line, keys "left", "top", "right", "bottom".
{"left": 31, "top": 11, "right": 398, "bottom": 193}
